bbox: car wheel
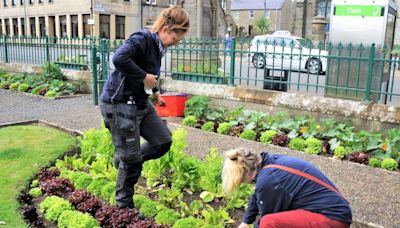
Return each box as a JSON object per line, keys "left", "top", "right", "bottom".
{"left": 307, "top": 58, "right": 321, "bottom": 74}
{"left": 252, "top": 54, "right": 265, "bottom": 69}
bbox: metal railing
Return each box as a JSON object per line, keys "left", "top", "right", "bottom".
{"left": 1, "top": 36, "right": 399, "bottom": 106}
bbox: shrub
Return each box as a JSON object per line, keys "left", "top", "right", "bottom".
{"left": 133, "top": 194, "right": 149, "bottom": 209}
{"left": 17, "top": 83, "right": 29, "bottom": 92}
{"left": 334, "top": 146, "right": 347, "bottom": 159}
{"left": 140, "top": 199, "right": 158, "bottom": 217}
{"left": 201, "top": 121, "right": 214, "bottom": 132}
{"left": 9, "top": 82, "right": 20, "bottom": 91}
{"left": 304, "top": 137, "right": 322, "bottom": 155}
{"left": 369, "top": 158, "right": 381, "bottom": 168}
{"left": 0, "top": 81, "right": 10, "bottom": 89}
{"left": 39, "top": 196, "right": 73, "bottom": 222}
{"left": 41, "top": 62, "right": 64, "bottom": 81}
{"left": 45, "top": 90, "right": 57, "bottom": 97}
{"left": 173, "top": 217, "right": 204, "bottom": 228}
{"left": 30, "top": 179, "right": 39, "bottom": 188}
{"left": 155, "top": 208, "right": 180, "bottom": 226}
{"left": 58, "top": 210, "right": 100, "bottom": 228}
{"left": 288, "top": 138, "right": 306, "bottom": 151}
{"left": 184, "top": 95, "right": 211, "bottom": 119}
{"left": 182, "top": 115, "right": 198, "bottom": 127}
{"left": 28, "top": 187, "right": 42, "bottom": 198}
{"left": 217, "top": 122, "right": 232, "bottom": 135}
{"left": 239, "top": 129, "right": 257, "bottom": 141}
{"left": 260, "top": 130, "right": 277, "bottom": 144}
{"left": 381, "top": 158, "right": 398, "bottom": 171}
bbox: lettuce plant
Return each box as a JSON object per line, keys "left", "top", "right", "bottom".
{"left": 182, "top": 115, "right": 198, "bottom": 127}
{"left": 155, "top": 208, "right": 180, "bottom": 226}
{"left": 201, "top": 121, "right": 215, "bottom": 132}
{"left": 217, "top": 122, "right": 232, "bottom": 135}
{"left": 239, "top": 129, "right": 257, "bottom": 141}
{"left": 304, "top": 137, "right": 322, "bottom": 154}
{"left": 334, "top": 146, "right": 347, "bottom": 159}
{"left": 369, "top": 158, "right": 381, "bottom": 168}
{"left": 381, "top": 158, "right": 398, "bottom": 171}
{"left": 288, "top": 138, "right": 306, "bottom": 151}
{"left": 28, "top": 187, "right": 42, "bottom": 198}
{"left": 260, "top": 130, "right": 277, "bottom": 144}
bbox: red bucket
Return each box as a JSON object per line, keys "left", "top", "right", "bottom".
{"left": 155, "top": 93, "right": 188, "bottom": 117}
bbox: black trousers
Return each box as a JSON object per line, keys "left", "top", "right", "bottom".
{"left": 100, "top": 100, "right": 172, "bottom": 208}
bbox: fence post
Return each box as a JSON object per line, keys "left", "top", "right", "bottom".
{"left": 229, "top": 38, "right": 236, "bottom": 85}
{"left": 364, "top": 43, "right": 375, "bottom": 101}
{"left": 91, "top": 44, "right": 98, "bottom": 106}
{"left": 45, "top": 35, "right": 50, "bottom": 63}
{"left": 3, "top": 36, "right": 8, "bottom": 63}
{"left": 101, "top": 39, "right": 108, "bottom": 82}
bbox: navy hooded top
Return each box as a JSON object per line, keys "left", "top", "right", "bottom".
{"left": 243, "top": 153, "right": 352, "bottom": 225}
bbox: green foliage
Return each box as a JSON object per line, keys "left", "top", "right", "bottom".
{"left": 304, "top": 137, "right": 322, "bottom": 155}
{"left": 288, "top": 138, "right": 306, "bottom": 151}
{"left": 217, "top": 122, "right": 232, "bottom": 135}
{"left": 260, "top": 130, "right": 277, "bottom": 144}
{"left": 381, "top": 158, "right": 398, "bottom": 171}
{"left": 199, "top": 148, "right": 224, "bottom": 202}
{"left": 334, "top": 146, "right": 347, "bottom": 159}
{"left": 87, "top": 178, "right": 109, "bottom": 197}
{"left": 133, "top": 194, "right": 149, "bottom": 209}
{"left": 45, "top": 90, "right": 57, "bottom": 97}
{"left": 369, "top": 158, "right": 381, "bottom": 168}
{"left": 39, "top": 196, "right": 73, "bottom": 222}
{"left": 201, "top": 121, "right": 215, "bottom": 132}
{"left": 100, "top": 181, "right": 115, "bottom": 202}
{"left": 171, "top": 155, "right": 202, "bottom": 192}
{"left": 184, "top": 95, "right": 211, "bottom": 119}
{"left": 182, "top": 115, "right": 198, "bottom": 127}
{"left": 225, "top": 183, "right": 254, "bottom": 210}
{"left": 239, "top": 129, "right": 257, "bottom": 141}
{"left": 9, "top": 82, "right": 20, "bottom": 91}
{"left": 385, "top": 128, "right": 400, "bottom": 160}
{"left": 140, "top": 199, "right": 158, "bottom": 217}
{"left": 179, "top": 200, "right": 204, "bottom": 218}
{"left": 0, "top": 81, "right": 10, "bottom": 89}
{"left": 79, "top": 125, "right": 115, "bottom": 166}
{"left": 58, "top": 210, "right": 100, "bottom": 228}
{"left": 30, "top": 179, "right": 39, "bottom": 188}
{"left": 201, "top": 205, "right": 234, "bottom": 226}
{"left": 28, "top": 187, "right": 42, "bottom": 198}
{"left": 17, "top": 83, "right": 29, "bottom": 92}
{"left": 173, "top": 217, "right": 204, "bottom": 228}
{"left": 155, "top": 208, "right": 180, "bottom": 226}
{"left": 158, "top": 188, "right": 183, "bottom": 208}
{"left": 254, "top": 16, "right": 270, "bottom": 35}
{"left": 175, "top": 62, "right": 226, "bottom": 77}
{"left": 41, "top": 62, "right": 64, "bottom": 81}
{"left": 31, "top": 86, "right": 42, "bottom": 95}
{"left": 72, "top": 171, "right": 93, "bottom": 190}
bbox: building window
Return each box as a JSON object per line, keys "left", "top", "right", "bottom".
{"left": 234, "top": 11, "right": 239, "bottom": 20}
{"left": 39, "top": 17, "right": 45, "bottom": 36}
{"left": 71, "top": 15, "right": 78, "bottom": 37}
{"left": 116, "top": 16, "right": 125, "bottom": 39}
{"left": 317, "top": 0, "right": 331, "bottom": 17}
{"left": 0, "top": 20, "right": 2, "bottom": 35}
{"left": 99, "top": 14, "right": 110, "bottom": 39}
{"left": 5, "top": 19, "right": 10, "bottom": 35}
{"left": 12, "top": 0, "right": 16, "bottom": 6}
{"left": 60, "top": 15, "right": 67, "bottom": 37}
{"left": 21, "top": 18, "right": 25, "bottom": 35}
{"left": 13, "top": 18, "right": 18, "bottom": 35}
{"left": 4, "top": 0, "right": 8, "bottom": 7}
{"left": 169, "top": 0, "right": 176, "bottom": 5}
{"left": 29, "top": 0, "right": 33, "bottom": 4}
{"left": 83, "top": 14, "right": 91, "bottom": 37}
{"left": 145, "top": 0, "right": 156, "bottom": 5}
{"left": 29, "top": 17, "right": 35, "bottom": 36}
{"left": 20, "top": 0, "right": 23, "bottom": 5}
{"left": 265, "top": 10, "right": 270, "bottom": 19}
{"left": 249, "top": 10, "right": 254, "bottom": 19}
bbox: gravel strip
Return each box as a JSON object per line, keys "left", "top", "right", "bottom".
{"left": 1, "top": 89, "right": 399, "bottom": 228}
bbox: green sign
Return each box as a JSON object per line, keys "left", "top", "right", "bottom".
{"left": 334, "top": 5, "right": 384, "bottom": 17}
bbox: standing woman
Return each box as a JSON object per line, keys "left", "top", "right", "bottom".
{"left": 222, "top": 148, "right": 352, "bottom": 228}
{"left": 99, "top": 6, "right": 190, "bottom": 209}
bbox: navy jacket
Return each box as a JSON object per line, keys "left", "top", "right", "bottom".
{"left": 243, "top": 153, "right": 352, "bottom": 225}
{"left": 100, "top": 30, "right": 161, "bottom": 106}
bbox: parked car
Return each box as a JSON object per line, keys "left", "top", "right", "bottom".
{"left": 250, "top": 34, "right": 328, "bottom": 74}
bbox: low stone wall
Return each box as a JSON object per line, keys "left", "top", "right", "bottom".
{"left": 160, "top": 78, "right": 400, "bottom": 130}
{"left": 0, "top": 62, "right": 93, "bottom": 93}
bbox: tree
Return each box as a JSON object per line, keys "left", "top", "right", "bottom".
{"left": 254, "top": 16, "right": 270, "bottom": 35}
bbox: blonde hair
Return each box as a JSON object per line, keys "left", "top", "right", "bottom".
{"left": 151, "top": 5, "right": 190, "bottom": 33}
{"left": 221, "top": 148, "right": 260, "bottom": 194}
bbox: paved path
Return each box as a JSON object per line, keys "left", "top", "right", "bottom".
{"left": 0, "top": 89, "right": 399, "bottom": 228}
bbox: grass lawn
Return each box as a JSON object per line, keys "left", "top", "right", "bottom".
{"left": 0, "top": 125, "right": 77, "bottom": 228}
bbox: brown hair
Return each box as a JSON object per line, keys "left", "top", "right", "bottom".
{"left": 151, "top": 5, "right": 190, "bottom": 33}
{"left": 221, "top": 148, "right": 260, "bottom": 194}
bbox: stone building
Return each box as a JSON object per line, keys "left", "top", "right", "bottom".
{"left": 0, "top": 0, "right": 141, "bottom": 40}
{"left": 0, "top": 0, "right": 231, "bottom": 39}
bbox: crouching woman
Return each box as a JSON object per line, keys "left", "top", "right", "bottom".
{"left": 221, "top": 148, "right": 352, "bottom": 228}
